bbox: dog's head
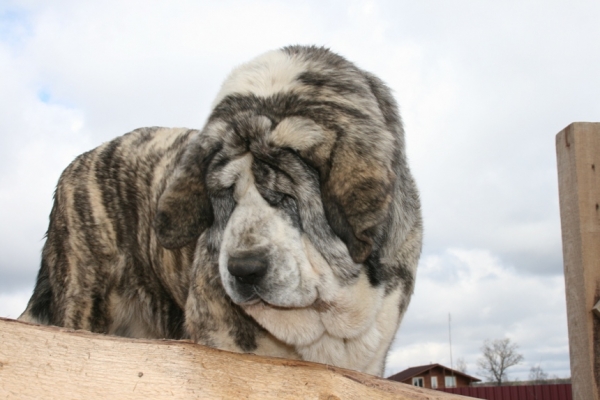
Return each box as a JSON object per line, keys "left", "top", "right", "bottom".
{"left": 154, "top": 46, "right": 417, "bottom": 313}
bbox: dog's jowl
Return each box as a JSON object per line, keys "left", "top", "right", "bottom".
{"left": 20, "top": 46, "right": 422, "bottom": 376}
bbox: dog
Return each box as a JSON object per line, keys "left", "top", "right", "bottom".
{"left": 19, "top": 45, "right": 422, "bottom": 376}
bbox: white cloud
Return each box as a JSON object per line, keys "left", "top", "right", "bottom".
{"left": 386, "top": 248, "right": 569, "bottom": 380}
{"left": 0, "top": 289, "right": 31, "bottom": 319}
{"left": 0, "top": 35, "right": 93, "bottom": 287}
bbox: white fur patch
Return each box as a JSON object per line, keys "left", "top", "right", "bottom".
{"left": 212, "top": 50, "right": 308, "bottom": 107}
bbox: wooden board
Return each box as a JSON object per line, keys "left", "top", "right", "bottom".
{"left": 556, "top": 122, "right": 600, "bottom": 400}
{"left": 0, "top": 318, "right": 474, "bottom": 399}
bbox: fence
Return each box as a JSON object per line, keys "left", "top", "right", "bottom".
{"left": 440, "top": 384, "right": 572, "bottom": 400}
{"left": 556, "top": 122, "right": 600, "bottom": 400}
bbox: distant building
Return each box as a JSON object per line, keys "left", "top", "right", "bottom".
{"left": 387, "top": 363, "right": 481, "bottom": 389}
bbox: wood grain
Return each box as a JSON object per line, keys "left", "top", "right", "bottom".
{"left": 0, "top": 318, "right": 474, "bottom": 399}
{"left": 556, "top": 122, "right": 600, "bottom": 400}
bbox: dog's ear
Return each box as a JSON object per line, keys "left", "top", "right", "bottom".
{"left": 320, "top": 73, "right": 402, "bottom": 264}
{"left": 154, "top": 135, "right": 217, "bottom": 249}
{"left": 321, "top": 146, "right": 396, "bottom": 264}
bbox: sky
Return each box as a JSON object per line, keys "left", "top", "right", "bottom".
{"left": 1, "top": 0, "right": 599, "bottom": 381}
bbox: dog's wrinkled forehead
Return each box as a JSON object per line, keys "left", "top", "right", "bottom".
{"left": 205, "top": 112, "right": 327, "bottom": 157}
{"left": 155, "top": 46, "right": 402, "bottom": 263}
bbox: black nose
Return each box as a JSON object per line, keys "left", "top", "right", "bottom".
{"left": 227, "top": 254, "right": 268, "bottom": 285}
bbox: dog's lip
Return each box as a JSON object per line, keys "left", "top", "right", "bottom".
{"left": 311, "top": 297, "right": 332, "bottom": 312}
{"left": 240, "top": 297, "right": 261, "bottom": 306}
{"left": 240, "top": 295, "right": 323, "bottom": 311}
{"left": 236, "top": 285, "right": 320, "bottom": 309}
{"left": 241, "top": 297, "right": 284, "bottom": 309}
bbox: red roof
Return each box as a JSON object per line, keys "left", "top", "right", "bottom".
{"left": 387, "top": 363, "right": 481, "bottom": 383}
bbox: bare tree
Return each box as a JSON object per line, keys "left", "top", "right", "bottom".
{"left": 529, "top": 365, "right": 548, "bottom": 384}
{"left": 455, "top": 357, "right": 468, "bottom": 374}
{"left": 476, "top": 338, "right": 524, "bottom": 386}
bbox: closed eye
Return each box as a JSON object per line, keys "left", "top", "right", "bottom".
{"left": 256, "top": 185, "right": 302, "bottom": 229}
{"left": 259, "top": 187, "right": 287, "bottom": 206}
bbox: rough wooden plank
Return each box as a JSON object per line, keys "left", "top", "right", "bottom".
{"left": 556, "top": 122, "right": 600, "bottom": 400}
{"left": 0, "top": 318, "right": 473, "bottom": 399}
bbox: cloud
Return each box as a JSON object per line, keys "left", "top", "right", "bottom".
{"left": 0, "top": 32, "right": 93, "bottom": 289}
{"left": 8, "top": 1, "right": 339, "bottom": 139}
{"left": 386, "top": 248, "right": 570, "bottom": 379}
{"left": 0, "top": 289, "right": 31, "bottom": 319}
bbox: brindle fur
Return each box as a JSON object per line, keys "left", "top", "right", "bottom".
{"left": 20, "top": 46, "right": 422, "bottom": 376}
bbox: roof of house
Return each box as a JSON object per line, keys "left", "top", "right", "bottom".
{"left": 387, "top": 363, "right": 481, "bottom": 383}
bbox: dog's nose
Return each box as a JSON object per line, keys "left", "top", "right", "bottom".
{"left": 227, "top": 254, "right": 268, "bottom": 285}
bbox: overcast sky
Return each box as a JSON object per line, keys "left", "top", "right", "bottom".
{"left": 1, "top": 0, "right": 599, "bottom": 381}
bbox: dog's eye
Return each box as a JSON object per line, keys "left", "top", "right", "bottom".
{"left": 284, "top": 147, "right": 301, "bottom": 157}
{"left": 256, "top": 186, "right": 295, "bottom": 208}
{"left": 262, "top": 189, "right": 286, "bottom": 206}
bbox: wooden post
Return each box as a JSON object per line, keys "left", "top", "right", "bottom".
{"left": 556, "top": 122, "right": 600, "bottom": 400}
{"left": 0, "top": 318, "right": 474, "bottom": 399}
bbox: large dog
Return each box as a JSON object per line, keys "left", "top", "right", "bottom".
{"left": 20, "top": 45, "right": 422, "bottom": 376}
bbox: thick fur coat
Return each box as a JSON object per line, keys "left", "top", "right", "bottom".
{"left": 20, "top": 46, "right": 422, "bottom": 376}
